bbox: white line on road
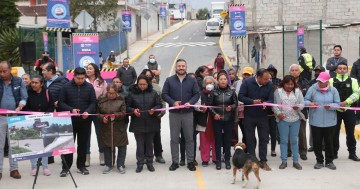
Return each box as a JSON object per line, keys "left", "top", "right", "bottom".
{"left": 173, "top": 36, "right": 179, "bottom": 40}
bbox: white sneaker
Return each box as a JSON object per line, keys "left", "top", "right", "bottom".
{"left": 103, "top": 166, "right": 112, "bottom": 174}
{"left": 117, "top": 166, "right": 125, "bottom": 174}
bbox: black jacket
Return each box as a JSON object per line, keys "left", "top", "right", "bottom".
{"left": 162, "top": 74, "right": 200, "bottom": 113}
{"left": 24, "top": 87, "right": 54, "bottom": 113}
{"left": 126, "top": 84, "right": 162, "bottom": 133}
{"left": 350, "top": 58, "right": 360, "bottom": 82}
{"left": 47, "top": 76, "right": 68, "bottom": 105}
{"left": 116, "top": 66, "right": 137, "bottom": 86}
{"left": 207, "top": 86, "right": 238, "bottom": 122}
{"left": 58, "top": 80, "right": 97, "bottom": 118}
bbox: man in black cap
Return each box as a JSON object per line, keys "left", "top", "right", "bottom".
{"left": 298, "top": 47, "right": 316, "bottom": 81}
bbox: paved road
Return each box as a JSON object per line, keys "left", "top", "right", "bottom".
{"left": 1, "top": 20, "right": 360, "bottom": 189}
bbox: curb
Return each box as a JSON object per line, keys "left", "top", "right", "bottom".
{"left": 129, "top": 21, "right": 191, "bottom": 64}
{"left": 219, "top": 24, "right": 232, "bottom": 67}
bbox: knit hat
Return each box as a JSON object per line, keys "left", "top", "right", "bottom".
{"left": 316, "top": 72, "right": 330, "bottom": 83}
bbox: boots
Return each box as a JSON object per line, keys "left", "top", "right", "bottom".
{"left": 155, "top": 153, "right": 166, "bottom": 164}
{"left": 99, "top": 153, "right": 105, "bottom": 166}
{"left": 85, "top": 154, "right": 90, "bottom": 167}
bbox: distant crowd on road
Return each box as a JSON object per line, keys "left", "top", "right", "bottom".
{"left": 1, "top": 45, "right": 360, "bottom": 181}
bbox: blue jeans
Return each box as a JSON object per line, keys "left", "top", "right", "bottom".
{"left": 30, "top": 157, "right": 49, "bottom": 169}
{"left": 278, "top": 120, "right": 300, "bottom": 162}
{"left": 0, "top": 116, "right": 18, "bottom": 172}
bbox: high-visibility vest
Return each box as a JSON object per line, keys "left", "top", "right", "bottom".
{"left": 299, "top": 53, "right": 313, "bottom": 72}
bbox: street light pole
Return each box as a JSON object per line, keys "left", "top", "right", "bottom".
{"left": 125, "top": 0, "right": 130, "bottom": 58}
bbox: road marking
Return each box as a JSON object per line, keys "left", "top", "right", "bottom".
{"left": 154, "top": 42, "right": 216, "bottom": 48}
{"left": 195, "top": 166, "right": 206, "bottom": 189}
{"left": 168, "top": 46, "right": 185, "bottom": 77}
{"left": 204, "top": 36, "right": 207, "bottom": 39}
{"left": 173, "top": 36, "right": 179, "bottom": 40}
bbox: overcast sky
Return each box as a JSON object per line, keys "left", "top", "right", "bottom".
{"left": 168, "top": 0, "right": 227, "bottom": 10}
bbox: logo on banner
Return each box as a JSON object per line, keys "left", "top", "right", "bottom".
{"left": 122, "top": 10, "right": 132, "bottom": 31}
{"left": 46, "top": 0, "right": 71, "bottom": 32}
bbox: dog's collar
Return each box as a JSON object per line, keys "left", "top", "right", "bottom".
{"left": 235, "top": 146, "right": 243, "bottom": 150}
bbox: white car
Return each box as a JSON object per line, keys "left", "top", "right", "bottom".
{"left": 205, "top": 19, "right": 221, "bottom": 36}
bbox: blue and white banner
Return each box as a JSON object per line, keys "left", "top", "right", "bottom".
{"left": 230, "top": 5, "right": 246, "bottom": 38}
{"left": 72, "top": 33, "right": 99, "bottom": 68}
{"left": 179, "top": 3, "right": 185, "bottom": 13}
{"left": 297, "top": 27, "right": 305, "bottom": 58}
{"left": 160, "top": 4, "right": 167, "bottom": 18}
{"left": 46, "top": 0, "right": 71, "bottom": 32}
{"left": 122, "top": 10, "right": 132, "bottom": 32}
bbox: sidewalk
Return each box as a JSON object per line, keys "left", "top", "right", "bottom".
{"left": 117, "top": 20, "right": 190, "bottom": 64}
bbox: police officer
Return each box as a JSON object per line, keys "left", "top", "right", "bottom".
{"left": 329, "top": 62, "right": 360, "bottom": 161}
{"left": 298, "top": 47, "right": 316, "bottom": 81}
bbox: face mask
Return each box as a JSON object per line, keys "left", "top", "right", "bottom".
{"left": 318, "top": 83, "right": 329, "bottom": 93}
{"left": 206, "top": 84, "right": 214, "bottom": 91}
{"left": 149, "top": 59, "right": 156, "bottom": 63}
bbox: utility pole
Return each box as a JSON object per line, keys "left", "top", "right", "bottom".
{"left": 125, "top": 0, "right": 130, "bottom": 58}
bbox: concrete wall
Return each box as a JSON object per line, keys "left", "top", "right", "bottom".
{"left": 140, "top": 10, "right": 159, "bottom": 39}
{"left": 240, "top": 25, "right": 360, "bottom": 78}
{"left": 240, "top": 0, "right": 360, "bottom": 27}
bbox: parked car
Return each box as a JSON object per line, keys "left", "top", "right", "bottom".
{"left": 205, "top": 18, "right": 222, "bottom": 36}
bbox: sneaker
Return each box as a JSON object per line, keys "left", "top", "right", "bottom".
{"left": 202, "top": 162, "right": 209, "bottom": 167}
{"left": 59, "top": 169, "right": 68, "bottom": 177}
{"left": 43, "top": 168, "right": 51, "bottom": 176}
{"left": 225, "top": 161, "right": 231, "bottom": 170}
{"left": 103, "top": 166, "right": 112, "bottom": 174}
{"left": 314, "top": 162, "right": 324, "bottom": 169}
{"left": 187, "top": 162, "right": 196, "bottom": 171}
{"left": 155, "top": 155, "right": 166, "bottom": 164}
{"left": 259, "top": 161, "right": 272, "bottom": 171}
{"left": 169, "top": 162, "right": 179, "bottom": 171}
{"left": 325, "top": 162, "right": 336, "bottom": 170}
{"left": 10, "top": 170, "right": 21, "bottom": 179}
{"left": 193, "top": 160, "right": 198, "bottom": 166}
{"left": 279, "top": 162, "right": 287, "bottom": 169}
{"left": 77, "top": 167, "right": 89, "bottom": 175}
{"left": 147, "top": 164, "right": 155, "bottom": 172}
{"left": 179, "top": 159, "right": 185, "bottom": 166}
{"left": 293, "top": 162, "right": 302, "bottom": 170}
{"left": 30, "top": 168, "right": 37, "bottom": 176}
{"left": 117, "top": 166, "right": 125, "bottom": 174}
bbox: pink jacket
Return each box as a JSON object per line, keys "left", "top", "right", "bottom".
{"left": 86, "top": 78, "right": 108, "bottom": 99}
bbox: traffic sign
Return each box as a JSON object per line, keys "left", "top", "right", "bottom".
{"left": 220, "top": 11, "right": 228, "bottom": 19}
{"left": 144, "top": 13, "right": 151, "bottom": 20}
{"left": 74, "top": 10, "right": 94, "bottom": 30}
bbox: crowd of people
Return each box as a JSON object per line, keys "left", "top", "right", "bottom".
{"left": 1, "top": 45, "right": 360, "bottom": 181}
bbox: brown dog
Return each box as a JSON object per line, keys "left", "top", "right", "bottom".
{"left": 232, "top": 142, "right": 261, "bottom": 189}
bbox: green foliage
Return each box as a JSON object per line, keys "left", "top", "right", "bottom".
{"left": 70, "top": 0, "right": 118, "bottom": 31}
{"left": 10, "top": 128, "right": 41, "bottom": 140}
{"left": 196, "top": 8, "right": 210, "bottom": 20}
{"left": 0, "top": 28, "right": 21, "bottom": 66}
{"left": 11, "top": 146, "right": 33, "bottom": 154}
{"left": 0, "top": 0, "right": 21, "bottom": 30}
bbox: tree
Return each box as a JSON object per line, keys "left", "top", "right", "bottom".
{"left": 0, "top": 0, "right": 21, "bottom": 30}
{"left": 196, "top": 8, "right": 209, "bottom": 20}
{"left": 70, "top": 0, "right": 118, "bottom": 32}
{"left": 0, "top": 29, "right": 21, "bottom": 66}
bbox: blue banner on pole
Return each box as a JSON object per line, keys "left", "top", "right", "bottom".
{"left": 230, "top": 5, "right": 246, "bottom": 37}
{"left": 46, "top": 0, "right": 71, "bottom": 32}
{"left": 297, "top": 27, "right": 305, "bottom": 58}
{"left": 160, "top": 4, "right": 167, "bottom": 18}
{"left": 122, "top": 10, "right": 132, "bottom": 32}
{"left": 179, "top": 3, "right": 184, "bottom": 13}
{"left": 72, "top": 33, "right": 99, "bottom": 68}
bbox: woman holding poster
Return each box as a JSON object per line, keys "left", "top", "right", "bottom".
{"left": 97, "top": 84, "right": 127, "bottom": 174}
{"left": 23, "top": 75, "right": 54, "bottom": 176}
